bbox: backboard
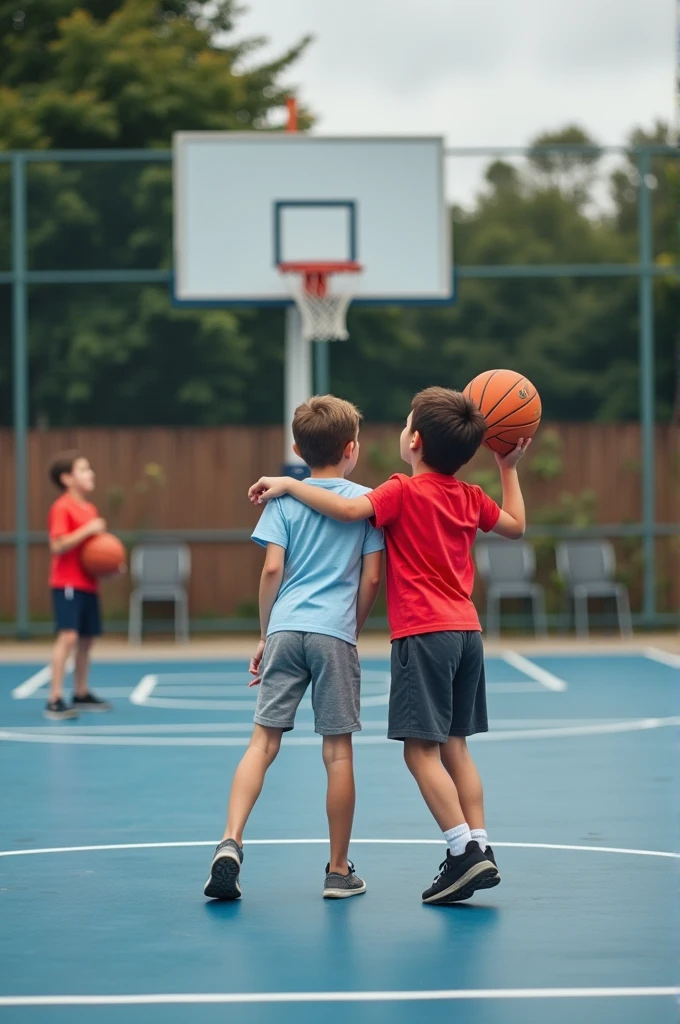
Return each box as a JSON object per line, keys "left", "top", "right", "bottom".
{"left": 172, "top": 133, "right": 452, "bottom": 305}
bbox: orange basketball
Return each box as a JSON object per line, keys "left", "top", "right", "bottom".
{"left": 81, "top": 533, "right": 126, "bottom": 578}
{"left": 464, "top": 369, "right": 542, "bottom": 455}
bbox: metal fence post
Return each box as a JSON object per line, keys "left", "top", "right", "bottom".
{"left": 313, "top": 340, "right": 330, "bottom": 395}
{"left": 637, "top": 149, "right": 656, "bottom": 626}
{"left": 11, "top": 154, "right": 30, "bottom": 638}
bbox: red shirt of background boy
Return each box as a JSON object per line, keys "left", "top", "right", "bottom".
{"left": 368, "top": 473, "right": 500, "bottom": 640}
{"left": 48, "top": 493, "right": 99, "bottom": 593}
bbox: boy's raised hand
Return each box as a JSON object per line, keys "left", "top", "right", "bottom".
{"left": 494, "top": 437, "right": 531, "bottom": 471}
{"left": 248, "top": 477, "right": 291, "bottom": 505}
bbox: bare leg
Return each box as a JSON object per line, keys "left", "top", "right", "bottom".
{"left": 440, "top": 736, "right": 485, "bottom": 830}
{"left": 49, "top": 630, "right": 77, "bottom": 702}
{"left": 223, "top": 725, "right": 282, "bottom": 846}
{"left": 322, "top": 734, "right": 355, "bottom": 874}
{"left": 73, "top": 637, "right": 94, "bottom": 699}
{"left": 403, "top": 739, "right": 465, "bottom": 831}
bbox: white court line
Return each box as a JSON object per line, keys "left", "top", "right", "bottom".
{"left": 644, "top": 647, "right": 680, "bottom": 669}
{"left": 1, "top": 838, "right": 678, "bottom": 859}
{"left": 0, "top": 987, "right": 677, "bottom": 1007}
{"left": 2, "top": 717, "right": 677, "bottom": 746}
{"left": 128, "top": 674, "right": 158, "bottom": 705}
{"left": 1, "top": 718, "right": 619, "bottom": 735}
{"left": 501, "top": 651, "right": 568, "bottom": 692}
{"left": 11, "top": 658, "right": 75, "bottom": 699}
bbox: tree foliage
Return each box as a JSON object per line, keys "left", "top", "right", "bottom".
{"left": 0, "top": 1, "right": 676, "bottom": 426}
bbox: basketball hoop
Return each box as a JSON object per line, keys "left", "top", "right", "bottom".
{"left": 278, "top": 260, "right": 363, "bottom": 342}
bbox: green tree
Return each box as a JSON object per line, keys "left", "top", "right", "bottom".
{"left": 0, "top": 0, "right": 310, "bottom": 425}
{"left": 335, "top": 123, "right": 677, "bottom": 424}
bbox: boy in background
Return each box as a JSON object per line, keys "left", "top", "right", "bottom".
{"left": 204, "top": 396, "right": 384, "bottom": 901}
{"left": 46, "top": 451, "right": 113, "bottom": 721}
{"left": 248, "top": 387, "right": 530, "bottom": 905}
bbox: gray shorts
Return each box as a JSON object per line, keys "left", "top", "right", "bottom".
{"left": 255, "top": 631, "right": 361, "bottom": 736}
{"left": 388, "top": 631, "right": 488, "bottom": 743}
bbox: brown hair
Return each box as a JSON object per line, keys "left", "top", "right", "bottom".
{"left": 410, "top": 387, "right": 486, "bottom": 474}
{"left": 48, "top": 450, "right": 83, "bottom": 490}
{"left": 292, "top": 395, "right": 362, "bottom": 469}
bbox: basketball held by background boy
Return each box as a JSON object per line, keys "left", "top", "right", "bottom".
{"left": 248, "top": 386, "right": 531, "bottom": 904}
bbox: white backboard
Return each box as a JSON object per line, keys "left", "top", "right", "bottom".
{"left": 173, "top": 133, "right": 452, "bottom": 305}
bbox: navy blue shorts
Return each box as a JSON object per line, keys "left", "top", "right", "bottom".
{"left": 52, "top": 588, "right": 102, "bottom": 638}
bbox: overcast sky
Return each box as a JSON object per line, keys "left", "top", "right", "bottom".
{"left": 237, "top": 0, "right": 675, "bottom": 204}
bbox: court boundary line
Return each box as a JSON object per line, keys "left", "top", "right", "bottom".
{"left": 1, "top": 838, "right": 677, "bottom": 859}
{"left": 501, "top": 651, "right": 567, "bottom": 691}
{"left": 11, "top": 658, "right": 73, "bottom": 699}
{"left": 644, "top": 647, "right": 680, "bottom": 669}
{"left": 1, "top": 716, "right": 677, "bottom": 746}
{"left": 0, "top": 986, "right": 677, "bottom": 1007}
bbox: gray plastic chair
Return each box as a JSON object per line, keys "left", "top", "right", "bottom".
{"left": 555, "top": 540, "right": 632, "bottom": 638}
{"left": 475, "top": 541, "right": 547, "bottom": 638}
{"left": 128, "top": 544, "right": 191, "bottom": 644}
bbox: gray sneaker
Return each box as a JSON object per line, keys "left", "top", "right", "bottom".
{"left": 203, "top": 839, "right": 243, "bottom": 900}
{"left": 323, "top": 861, "right": 366, "bottom": 899}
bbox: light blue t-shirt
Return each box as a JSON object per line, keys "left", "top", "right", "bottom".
{"left": 251, "top": 478, "right": 385, "bottom": 646}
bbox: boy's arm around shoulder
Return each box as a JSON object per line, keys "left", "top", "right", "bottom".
{"left": 489, "top": 440, "right": 531, "bottom": 540}
{"left": 248, "top": 477, "right": 374, "bottom": 523}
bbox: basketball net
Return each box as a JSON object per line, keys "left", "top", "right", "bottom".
{"left": 278, "top": 261, "right": 363, "bottom": 342}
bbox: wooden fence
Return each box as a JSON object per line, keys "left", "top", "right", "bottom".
{"left": 0, "top": 423, "right": 678, "bottom": 622}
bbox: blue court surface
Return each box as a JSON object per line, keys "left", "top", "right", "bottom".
{"left": 1, "top": 646, "right": 678, "bottom": 1023}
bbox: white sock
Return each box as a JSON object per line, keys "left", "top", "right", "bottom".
{"left": 470, "top": 828, "right": 488, "bottom": 852}
{"left": 443, "top": 823, "right": 471, "bottom": 857}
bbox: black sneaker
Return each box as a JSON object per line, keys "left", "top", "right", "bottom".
{"left": 422, "top": 841, "right": 500, "bottom": 905}
{"left": 323, "top": 861, "right": 366, "bottom": 899}
{"left": 204, "top": 839, "right": 243, "bottom": 900}
{"left": 44, "top": 698, "right": 79, "bottom": 721}
{"left": 71, "top": 692, "right": 113, "bottom": 713}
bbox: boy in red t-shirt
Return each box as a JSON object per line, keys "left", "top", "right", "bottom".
{"left": 247, "top": 387, "right": 531, "bottom": 904}
{"left": 46, "top": 451, "right": 114, "bottom": 720}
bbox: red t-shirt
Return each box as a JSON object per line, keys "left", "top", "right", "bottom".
{"left": 48, "top": 493, "right": 99, "bottom": 593}
{"left": 367, "top": 473, "right": 501, "bottom": 640}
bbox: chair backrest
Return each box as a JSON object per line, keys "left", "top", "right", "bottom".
{"left": 131, "top": 544, "right": 191, "bottom": 588}
{"left": 475, "top": 541, "right": 536, "bottom": 584}
{"left": 555, "top": 540, "right": 615, "bottom": 586}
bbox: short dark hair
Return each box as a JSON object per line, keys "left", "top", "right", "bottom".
{"left": 292, "top": 395, "right": 362, "bottom": 469}
{"left": 410, "top": 387, "right": 486, "bottom": 474}
{"left": 48, "top": 450, "right": 82, "bottom": 490}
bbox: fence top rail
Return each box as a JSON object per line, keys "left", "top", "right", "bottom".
{"left": 0, "top": 144, "right": 676, "bottom": 164}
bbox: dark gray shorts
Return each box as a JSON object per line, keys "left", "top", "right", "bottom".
{"left": 255, "top": 631, "right": 361, "bottom": 736}
{"left": 388, "top": 631, "right": 488, "bottom": 743}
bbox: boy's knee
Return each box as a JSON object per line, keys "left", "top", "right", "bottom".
{"left": 251, "top": 725, "right": 282, "bottom": 762}
{"left": 57, "top": 630, "right": 78, "bottom": 650}
{"left": 403, "top": 738, "right": 438, "bottom": 773}
{"left": 322, "top": 733, "right": 353, "bottom": 766}
{"left": 443, "top": 735, "right": 469, "bottom": 758}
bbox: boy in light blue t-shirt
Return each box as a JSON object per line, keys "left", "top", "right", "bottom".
{"left": 204, "top": 396, "right": 384, "bottom": 902}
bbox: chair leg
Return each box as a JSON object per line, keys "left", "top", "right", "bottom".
{"left": 532, "top": 589, "right": 548, "bottom": 638}
{"left": 616, "top": 587, "right": 633, "bottom": 637}
{"left": 175, "top": 592, "right": 190, "bottom": 644}
{"left": 128, "top": 592, "right": 143, "bottom": 645}
{"left": 574, "top": 591, "right": 590, "bottom": 639}
{"left": 486, "top": 593, "right": 501, "bottom": 638}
